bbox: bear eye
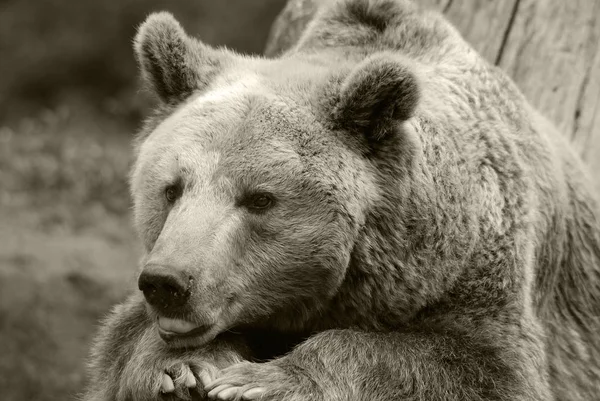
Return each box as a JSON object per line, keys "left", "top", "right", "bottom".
{"left": 164, "top": 183, "right": 182, "bottom": 203}
{"left": 245, "top": 193, "right": 275, "bottom": 212}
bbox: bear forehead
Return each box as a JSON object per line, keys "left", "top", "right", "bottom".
{"left": 142, "top": 75, "right": 262, "bottom": 151}
{"left": 131, "top": 62, "right": 380, "bottom": 224}
{"left": 132, "top": 72, "right": 345, "bottom": 192}
{"left": 136, "top": 55, "right": 339, "bottom": 158}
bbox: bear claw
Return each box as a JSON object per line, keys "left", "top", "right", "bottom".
{"left": 241, "top": 387, "right": 266, "bottom": 400}
{"left": 207, "top": 384, "right": 265, "bottom": 400}
{"left": 161, "top": 374, "right": 175, "bottom": 393}
{"left": 204, "top": 361, "right": 291, "bottom": 400}
{"left": 160, "top": 363, "right": 198, "bottom": 399}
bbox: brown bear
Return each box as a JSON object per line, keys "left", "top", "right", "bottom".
{"left": 83, "top": 0, "right": 600, "bottom": 400}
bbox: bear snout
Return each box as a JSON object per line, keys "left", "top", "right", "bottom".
{"left": 138, "top": 264, "right": 192, "bottom": 313}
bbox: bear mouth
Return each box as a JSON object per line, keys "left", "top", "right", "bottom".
{"left": 156, "top": 316, "right": 214, "bottom": 342}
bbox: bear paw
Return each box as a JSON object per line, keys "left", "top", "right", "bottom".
{"left": 204, "top": 361, "right": 299, "bottom": 401}
{"left": 160, "top": 361, "right": 221, "bottom": 400}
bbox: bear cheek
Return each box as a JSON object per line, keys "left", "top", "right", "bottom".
{"left": 251, "top": 223, "right": 350, "bottom": 302}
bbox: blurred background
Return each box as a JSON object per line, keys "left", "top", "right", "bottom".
{"left": 0, "top": 1, "right": 285, "bottom": 400}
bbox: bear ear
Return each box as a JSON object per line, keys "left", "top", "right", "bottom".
{"left": 134, "top": 12, "right": 227, "bottom": 103}
{"left": 332, "top": 54, "right": 420, "bottom": 140}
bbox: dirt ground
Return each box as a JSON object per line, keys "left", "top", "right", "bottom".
{"left": 0, "top": 1, "right": 284, "bottom": 399}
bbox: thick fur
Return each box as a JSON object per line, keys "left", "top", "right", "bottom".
{"left": 134, "top": 12, "right": 232, "bottom": 104}
{"left": 84, "top": 1, "right": 600, "bottom": 400}
{"left": 333, "top": 53, "right": 420, "bottom": 139}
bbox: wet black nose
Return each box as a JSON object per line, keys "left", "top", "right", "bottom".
{"left": 138, "top": 264, "right": 191, "bottom": 312}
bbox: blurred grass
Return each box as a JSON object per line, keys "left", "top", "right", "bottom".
{"left": 0, "top": 106, "right": 140, "bottom": 401}
{"left": 0, "top": 0, "right": 285, "bottom": 400}
{"left": 0, "top": 107, "right": 131, "bottom": 224}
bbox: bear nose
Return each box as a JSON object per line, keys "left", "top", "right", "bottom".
{"left": 138, "top": 264, "right": 191, "bottom": 312}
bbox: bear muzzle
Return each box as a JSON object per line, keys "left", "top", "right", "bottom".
{"left": 138, "top": 263, "right": 225, "bottom": 346}
{"left": 138, "top": 263, "right": 192, "bottom": 313}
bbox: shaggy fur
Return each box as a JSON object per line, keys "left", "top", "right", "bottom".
{"left": 83, "top": 1, "right": 600, "bottom": 400}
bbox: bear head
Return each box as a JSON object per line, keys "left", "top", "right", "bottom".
{"left": 131, "top": 12, "right": 420, "bottom": 348}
